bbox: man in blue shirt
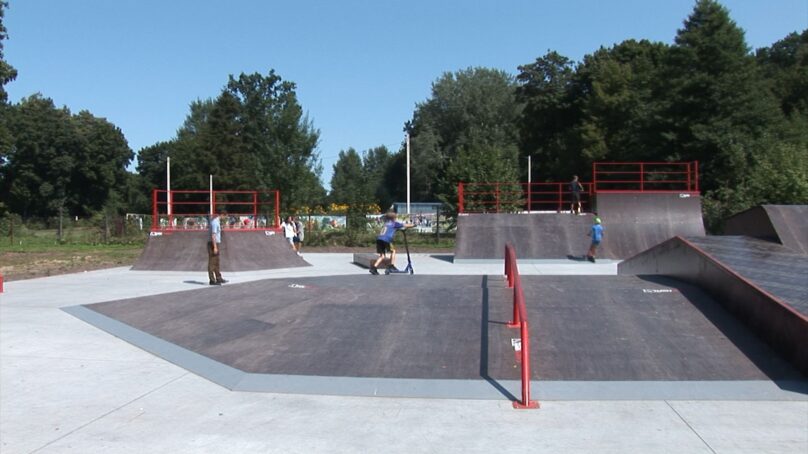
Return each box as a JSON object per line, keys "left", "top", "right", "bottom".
{"left": 587, "top": 216, "right": 604, "bottom": 263}
{"left": 370, "top": 211, "right": 414, "bottom": 275}
{"left": 208, "top": 209, "right": 228, "bottom": 285}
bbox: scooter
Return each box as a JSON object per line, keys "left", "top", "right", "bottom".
{"left": 385, "top": 229, "right": 414, "bottom": 275}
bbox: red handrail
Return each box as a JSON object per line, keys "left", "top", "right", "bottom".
{"left": 151, "top": 189, "right": 281, "bottom": 232}
{"left": 504, "top": 244, "right": 540, "bottom": 409}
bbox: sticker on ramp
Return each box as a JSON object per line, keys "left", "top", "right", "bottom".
{"left": 265, "top": 231, "right": 276, "bottom": 236}
{"left": 511, "top": 338, "right": 522, "bottom": 351}
{"left": 149, "top": 231, "right": 163, "bottom": 237}
{"left": 679, "top": 193, "right": 691, "bottom": 198}
{"left": 288, "top": 284, "right": 307, "bottom": 289}
{"left": 642, "top": 288, "right": 674, "bottom": 294}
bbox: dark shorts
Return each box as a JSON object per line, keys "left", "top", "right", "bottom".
{"left": 590, "top": 239, "right": 601, "bottom": 247}
{"left": 376, "top": 239, "right": 392, "bottom": 255}
{"left": 572, "top": 192, "right": 581, "bottom": 202}
{"left": 293, "top": 236, "right": 301, "bottom": 244}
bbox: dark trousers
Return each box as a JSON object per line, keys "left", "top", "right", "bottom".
{"left": 208, "top": 241, "right": 222, "bottom": 283}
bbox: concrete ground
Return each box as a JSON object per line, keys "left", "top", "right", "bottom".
{"left": 1, "top": 254, "right": 806, "bottom": 454}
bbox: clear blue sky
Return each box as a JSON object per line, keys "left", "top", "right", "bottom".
{"left": 5, "top": 0, "right": 807, "bottom": 190}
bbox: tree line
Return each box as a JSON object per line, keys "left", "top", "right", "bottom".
{"left": 1, "top": 0, "right": 806, "bottom": 232}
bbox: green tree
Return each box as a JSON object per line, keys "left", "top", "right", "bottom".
{"left": 516, "top": 51, "right": 578, "bottom": 180}
{"left": 406, "top": 67, "right": 522, "bottom": 204}
{"left": 0, "top": 1, "right": 16, "bottom": 104}
{"left": 362, "top": 145, "right": 393, "bottom": 209}
{"left": 3, "top": 95, "right": 80, "bottom": 239}
{"left": 137, "top": 71, "right": 325, "bottom": 211}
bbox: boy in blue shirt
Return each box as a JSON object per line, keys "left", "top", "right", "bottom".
{"left": 370, "top": 211, "right": 414, "bottom": 275}
{"left": 587, "top": 216, "right": 603, "bottom": 263}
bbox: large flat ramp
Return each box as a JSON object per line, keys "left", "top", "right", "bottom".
{"left": 454, "top": 213, "right": 596, "bottom": 261}
{"left": 65, "top": 274, "right": 802, "bottom": 399}
{"left": 594, "top": 192, "right": 705, "bottom": 258}
{"left": 723, "top": 205, "right": 808, "bottom": 254}
{"left": 619, "top": 235, "right": 808, "bottom": 375}
{"left": 132, "top": 230, "right": 309, "bottom": 272}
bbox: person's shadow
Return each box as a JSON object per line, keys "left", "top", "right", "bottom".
{"left": 566, "top": 254, "right": 587, "bottom": 262}
{"left": 183, "top": 280, "right": 210, "bottom": 286}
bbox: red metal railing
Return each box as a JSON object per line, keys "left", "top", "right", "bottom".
{"left": 457, "top": 161, "right": 700, "bottom": 213}
{"left": 457, "top": 181, "right": 593, "bottom": 214}
{"left": 592, "top": 161, "right": 699, "bottom": 193}
{"left": 151, "top": 189, "right": 281, "bottom": 232}
{"left": 504, "top": 244, "right": 540, "bottom": 409}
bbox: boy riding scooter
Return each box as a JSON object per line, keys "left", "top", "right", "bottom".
{"left": 370, "top": 211, "right": 414, "bottom": 275}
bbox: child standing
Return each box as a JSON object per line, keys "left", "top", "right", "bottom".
{"left": 587, "top": 216, "right": 603, "bottom": 263}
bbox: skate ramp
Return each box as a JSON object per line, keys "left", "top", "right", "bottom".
{"left": 65, "top": 274, "right": 802, "bottom": 399}
{"left": 594, "top": 192, "right": 705, "bottom": 259}
{"left": 619, "top": 235, "right": 808, "bottom": 375}
{"left": 454, "top": 213, "right": 596, "bottom": 261}
{"left": 132, "top": 230, "right": 309, "bottom": 272}
{"left": 723, "top": 205, "right": 808, "bottom": 255}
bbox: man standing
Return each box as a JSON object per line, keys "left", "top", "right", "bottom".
{"left": 208, "top": 209, "right": 228, "bottom": 285}
{"left": 586, "top": 216, "right": 604, "bottom": 263}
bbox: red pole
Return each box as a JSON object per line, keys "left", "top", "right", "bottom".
{"left": 513, "top": 319, "right": 539, "bottom": 409}
{"left": 640, "top": 162, "right": 645, "bottom": 192}
{"left": 592, "top": 162, "right": 597, "bottom": 192}
{"left": 695, "top": 161, "right": 699, "bottom": 192}
{"left": 495, "top": 183, "right": 500, "bottom": 213}
{"left": 275, "top": 190, "right": 280, "bottom": 228}
{"left": 458, "top": 183, "right": 465, "bottom": 213}
{"left": 152, "top": 189, "right": 158, "bottom": 231}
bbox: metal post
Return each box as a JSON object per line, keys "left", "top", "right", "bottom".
{"left": 406, "top": 133, "right": 411, "bottom": 216}
{"left": 640, "top": 163, "right": 645, "bottom": 192}
{"left": 275, "top": 190, "right": 280, "bottom": 228}
{"left": 209, "top": 175, "right": 214, "bottom": 215}
{"left": 458, "top": 183, "right": 464, "bottom": 213}
{"left": 513, "top": 319, "right": 539, "bottom": 409}
{"left": 167, "top": 157, "right": 172, "bottom": 228}
{"left": 527, "top": 156, "right": 532, "bottom": 213}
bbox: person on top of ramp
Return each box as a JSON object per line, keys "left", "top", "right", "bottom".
{"left": 586, "top": 216, "right": 603, "bottom": 263}
{"left": 570, "top": 175, "right": 584, "bottom": 215}
{"left": 370, "top": 211, "right": 414, "bottom": 275}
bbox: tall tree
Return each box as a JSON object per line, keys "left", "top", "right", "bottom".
{"left": 516, "top": 51, "right": 578, "bottom": 180}
{"left": 406, "top": 67, "right": 522, "bottom": 204}
{"left": 660, "top": 0, "right": 783, "bottom": 190}
{"left": 0, "top": 1, "right": 16, "bottom": 104}
{"left": 137, "top": 71, "right": 325, "bottom": 210}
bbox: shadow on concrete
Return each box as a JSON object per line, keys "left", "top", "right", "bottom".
{"left": 480, "top": 275, "right": 517, "bottom": 402}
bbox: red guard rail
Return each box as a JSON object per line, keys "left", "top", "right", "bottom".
{"left": 592, "top": 161, "right": 699, "bottom": 193}
{"left": 457, "top": 181, "right": 593, "bottom": 214}
{"left": 504, "top": 244, "right": 540, "bottom": 409}
{"left": 151, "top": 189, "right": 281, "bottom": 232}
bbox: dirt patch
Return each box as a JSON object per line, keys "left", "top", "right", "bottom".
{"left": 1, "top": 249, "right": 142, "bottom": 281}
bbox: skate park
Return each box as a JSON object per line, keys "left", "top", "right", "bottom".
{"left": 3, "top": 162, "right": 807, "bottom": 453}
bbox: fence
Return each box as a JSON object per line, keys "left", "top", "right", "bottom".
{"left": 151, "top": 189, "right": 281, "bottom": 232}
{"left": 457, "top": 161, "right": 699, "bottom": 213}
{"left": 504, "top": 244, "right": 540, "bottom": 409}
{"left": 457, "top": 181, "right": 593, "bottom": 214}
{"left": 592, "top": 161, "right": 699, "bottom": 193}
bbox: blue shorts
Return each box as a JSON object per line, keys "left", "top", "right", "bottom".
{"left": 591, "top": 239, "right": 601, "bottom": 247}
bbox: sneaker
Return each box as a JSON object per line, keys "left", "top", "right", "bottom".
{"left": 218, "top": 279, "right": 229, "bottom": 284}
{"left": 209, "top": 281, "right": 221, "bottom": 286}
{"left": 388, "top": 265, "right": 399, "bottom": 272}
{"left": 369, "top": 267, "right": 379, "bottom": 275}
{"left": 296, "top": 252, "right": 302, "bottom": 256}
{"left": 587, "top": 255, "right": 596, "bottom": 263}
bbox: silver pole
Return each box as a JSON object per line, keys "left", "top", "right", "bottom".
{"left": 528, "top": 155, "right": 532, "bottom": 184}
{"left": 167, "top": 157, "right": 172, "bottom": 217}
{"left": 209, "top": 174, "right": 213, "bottom": 216}
{"left": 406, "top": 133, "right": 411, "bottom": 216}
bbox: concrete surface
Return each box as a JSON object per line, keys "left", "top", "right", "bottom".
{"left": 1, "top": 253, "right": 806, "bottom": 453}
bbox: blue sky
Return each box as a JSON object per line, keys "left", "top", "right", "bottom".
{"left": 5, "top": 0, "right": 807, "bottom": 190}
